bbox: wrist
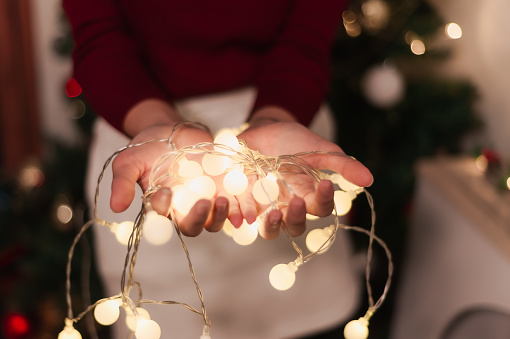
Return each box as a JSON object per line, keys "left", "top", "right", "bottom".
{"left": 123, "top": 99, "right": 183, "bottom": 137}
{"left": 248, "top": 106, "right": 298, "bottom": 128}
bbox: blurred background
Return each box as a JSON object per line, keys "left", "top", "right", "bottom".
{"left": 1, "top": 0, "right": 509, "bottom": 338}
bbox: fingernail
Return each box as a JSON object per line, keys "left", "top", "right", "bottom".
{"left": 197, "top": 201, "right": 210, "bottom": 216}
{"left": 269, "top": 216, "right": 280, "bottom": 228}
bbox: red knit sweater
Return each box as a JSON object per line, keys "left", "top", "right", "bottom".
{"left": 63, "top": 0, "right": 347, "bottom": 131}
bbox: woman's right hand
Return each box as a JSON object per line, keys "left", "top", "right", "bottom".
{"left": 110, "top": 99, "right": 236, "bottom": 236}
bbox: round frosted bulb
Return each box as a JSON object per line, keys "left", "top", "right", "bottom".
{"left": 333, "top": 190, "right": 353, "bottom": 216}
{"left": 222, "top": 218, "right": 234, "bottom": 237}
{"left": 306, "top": 226, "right": 334, "bottom": 253}
{"left": 172, "top": 185, "right": 200, "bottom": 215}
{"left": 214, "top": 131, "right": 241, "bottom": 154}
{"left": 58, "top": 326, "right": 82, "bottom": 339}
{"left": 126, "top": 307, "right": 150, "bottom": 331}
{"left": 232, "top": 220, "right": 259, "bottom": 246}
{"left": 306, "top": 213, "right": 319, "bottom": 221}
{"left": 269, "top": 263, "right": 297, "bottom": 291}
{"left": 186, "top": 175, "right": 216, "bottom": 199}
{"left": 94, "top": 299, "right": 121, "bottom": 326}
{"left": 344, "top": 318, "right": 369, "bottom": 339}
{"left": 115, "top": 221, "right": 134, "bottom": 245}
{"left": 135, "top": 319, "right": 161, "bottom": 339}
{"left": 330, "top": 173, "right": 361, "bottom": 193}
{"left": 202, "top": 154, "right": 231, "bottom": 176}
{"left": 178, "top": 160, "right": 203, "bottom": 178}
{"left": 223, "top": 170, "right": 248, "bottom": 196}
{"left": 252, "top": 178, "right": 279, "bottom": 204}
{"left": 143, "top": 211, "right": 173, "bottom": 245}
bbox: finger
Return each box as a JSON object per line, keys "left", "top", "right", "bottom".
{"left": 236, "top": 191, "right": 258, "bottom": 224}
{"left": 110, "top": 156, "right": 141, "bottom": 213}
{"left": 303, "top": 180, "right": 335, "bottom": 217}
{"left": 310, "top": 154, "right": 373, "bottom": 187}
{"left": 179, "top": 199, "right": 211, "bottom": 236}
{"left": 220, "top": 192, "right": 243, "bottom": 228}
{"left": 204, "top": 196, "right": 229, "bottom": 233}
{"left": 259, "top": 209, "right": 282, "bottom": 240}
{"left": 149, "top": 187, "right": 172, "bottom": 216}
{"left": 283, "top": 197, "right": 307, "bottom": 237}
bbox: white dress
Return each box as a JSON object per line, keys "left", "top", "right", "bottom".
{"left": 86, "top": 88, "right": 361, "bottom": 339}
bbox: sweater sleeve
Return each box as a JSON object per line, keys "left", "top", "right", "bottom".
{"left": 62, "top": 0, "right": 169, "bottom": 132}
{"left": 251, "top": 0, "right": 348, "bottom": 126}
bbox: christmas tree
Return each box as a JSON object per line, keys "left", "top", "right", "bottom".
{"left": 326, "top": 0, "right": 479, "bottom": 337}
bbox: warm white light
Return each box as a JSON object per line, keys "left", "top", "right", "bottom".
{"left": 445, "top": 23, "right": 462, "bottom": 39}
{"left": 171, "top": 185, "right": 200, "bottom": 215}
{"left": 232, "top": 220, "right": 259, "bottom": 246}
{"left": 94, "top": 299, "right": 121, "bottom": 326}
{"left": 58, "top": 325, "right": 82, "bottom": 339}
{"left": 135, "top": 319, "right": 161, "bottom": 339}
{"left": 306, "top": 213, "right": 320, "bottom": 221}
{"left": 344, "top": 318, "right": 369, "bottom": 339}
{"left": 113, "top": 221, "right": 134, "bottom": 245}
{"left": 223, "top": 169, "right": 248, "bottom": 196}
{"left": 333, "top": 190, "right": 354, "bottom": 216}
{"left": 252, "top": 178, "right": 279, "bottom": 204}
{"left": 178, "top": 160, "right": 203, "bottom": 178}
{"left": 269, "top": 262, "right": 298, "bottom": 291}
{"left": 186, "top": 175, "right": 216, "bottom": 199}
{"left": 475, "top": 155, "right": 488, "bottom": 173}
{"left": 506, "top": 177, "right": 510, "bottom": 190}
{"left": 143, "top": 211, "right": 173, "bottom": 245}
{"left": 214, "top": 130, "right": 242, "bottom": 154}
{"left": 57, "top": 204, "right": 73, "bottom": 224}
{"left": 410, "top": 39, "right": 426, "bottom": 55}
{"left": 222, "top": 219, "right": 234, "bottom": 237}
{"left": 306, "top": 226, "right": 335, "bottom": 253}
{"left": 330, "top": 173, "right": 361, "bottom": 193}
{"left": 126, "top": 307, "right": 150, "bottom": 332}
{"left": 202, "top": 154, "right": 231, "bottom": 176}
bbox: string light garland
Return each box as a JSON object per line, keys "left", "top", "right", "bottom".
{"left": 59, "top": 122, "right": 393, "bottom": 339}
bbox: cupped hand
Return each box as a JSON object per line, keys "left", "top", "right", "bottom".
{"left": 237, "top": 118, "right": 373, "bottom": 239}
{"left": 111, "top": 123, "right": 231, "bottom": 236}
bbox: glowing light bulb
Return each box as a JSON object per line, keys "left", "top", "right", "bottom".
{"left": 58, "top": 325, "right": 82, "bottom": 339}
{"left": 476, "top": 155, "right": 488, "bottom": 173}
{"left": 344, "top": 318, "right": 369, "bottom": 339}
{"left": 232, "top": 220, "right": 259, "bottom": 246}
{"left": 333, "top": 190, "right": 354, "bottom": 216}
{"left": 506, "top": 177, "right": 510, "bottom": 190}
{"left": 223, "top": 169, "right": 248, "bottom": 196}
{"left": 186, "top": 175, "right": 216, "bottom": 199}
{"left": 306, "top": 213, "right": 320, "bottom": 221}
{"left": 222, "top": 218, "right": 234, "bottom": 237}
{"left": 214, "top": 130, "right": 242, "bottom": 154}
{"left": 306, "top": 225, "right": 335, "bottom": 253}
{"left": 202, "top": 154, "right": 231, "bottom": 176}
{"left": 445, "top": 23, "right": 462, "bottom": 39}
{"left": 252, "top": 178, "right": 279, "bottom": 204}
{"left": 126, "top": 307, "right": 150, "bottom": 332}
{"left": 200, "top": 335, "right": 212, "bottom": 339}
{"left": 135, "top": 319, "right": 161, "bottom": 339}
{"left": 143, "top": 211, "right": 173, "bottom": 245}
{"left": 178, "top": 160, "right": 203, "bottom": 178}
{"left": 94, "top": 299, "right": 121, "bottom": 326}
{"left": 172, "top": 185, "right": 200, "bottom": 215}
{"left": 330, "top": 173, "right": 361, "bottom": 193}
{"left": 269, "top": 262, "right": 298, "bottom": 291}
{"left": 112, "top": 221, "right": 134, "bottom": 245}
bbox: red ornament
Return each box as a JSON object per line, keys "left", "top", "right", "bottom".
{"left": 2, "top": 312, "right": 30, "bottom": 338}
{"left": 65, "top": 77, "right": 83, "bottom": 98}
